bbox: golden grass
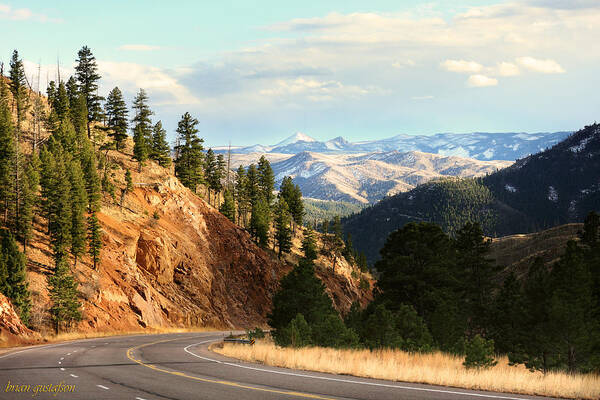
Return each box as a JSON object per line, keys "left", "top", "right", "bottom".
{"left": 214, "top": 340, "right": 600, "bottom": 399}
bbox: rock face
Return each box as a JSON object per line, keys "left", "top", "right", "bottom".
{"left": 0, "top": 293, "right": 39, "bottom": 346}
{"left": 22, "top": 149, "right": 371, "bottom": 334}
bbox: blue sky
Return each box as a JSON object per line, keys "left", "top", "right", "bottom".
{"left": 1, "top": 1, "right": 598, "bottom": 147}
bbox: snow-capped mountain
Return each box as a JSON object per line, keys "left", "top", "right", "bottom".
{"left": 220, "top": 131, "right": 571, "bottom": 161}
{"left": 230, "top": 151, "right": 512, "bottom": 204}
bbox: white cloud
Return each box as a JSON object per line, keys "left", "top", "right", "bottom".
{"left": 516, "top": 57, "right": 565, "bottom": 73}
{"left": 467, "top": 74, "right": 498, "bottom": 87}
{"left": 119, "top": 44, "right": 161, "bottom": 51}
{"left": 98, "top": 61, "right": 200, "bottom": 105}
{"left": 441, "top": 60, "right": 483, "bottom": 73}
{"left": 259, "top": 78, "right": 371, "bottom": 102}
{"left": 496, "top": 62, "right": 520, "bottom": 76}
{"left": 0, "top": 3, "right": 59, "bottom": 22}
{"left": 392, "top": 59, "right": 416, "bottom": 68}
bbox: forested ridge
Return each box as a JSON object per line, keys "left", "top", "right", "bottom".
{"left": 344, "top": 123, "right": 600, "bottom": 263}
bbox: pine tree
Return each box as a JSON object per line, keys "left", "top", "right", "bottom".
{"left": 80, "top": 140, "right": 101, "bottom": 213}
{"left": 8, "top": 51, "right": 28, "bottom": 241}
{"left": 219, "top": 189, "right": 236, "bottom": 222}
{"left": 301, "top": 227, "right": 318, "bottom": 261}
{"left": 47, "top": 151, "right": 73, "bottom": 264}
{"left": 278, "top": 176, "right": 304, "bottom": 234}
{"left": 48, "top": 256, "right": 82, "bottom": 333}
{"left": 9, "top": 50, "right": 29, "bottom": 132}
{"left": 69, "top": 160, "right": 88, "bottom": 265}
{"left": 131, "top": 89, "right": 153, "bottom": 168}
{"left": 250, "top": 196, "right": 270, "bottom": 248}
{"left": 75, "top": 46, "right": 103, "bottom": 139}
{"left": 0, "top": 86, "right": 15, "bottom": 226}
{"left": 455, "top": 222, "right": 497, "bottom": 333}
{"left": 0, "top": 229, "right": 31, "bottom": 325}
{"left": 151, "top": 121, "right": 171, "bottom": 167}
{"left": 215, "top": 153, "right": 226, "bottom": 202}
{"left": 88, "top": 212, "right": 102, "bottom": 270}
{"left": 173, "top": 112, "right": 204, "bottom": 192}
{"left": 204, "top": 148, "right": 217, "bottom": 204}
{"left": 53, "top": 81, "right": 70, "bottom": 123}
{"left": 46, "top": 81, "right": 57, "bottom": 105}
{"left": 257, "top": 155, "right": 275, "bottom": 205}
{"left": 274, "top": 197, "right": 292, "bottom": 259}
{"left": 246, "top": 164, "right": 260, "bottom": 206}
{"left": 105, "top": 87, "right": 129, "bottom": 150}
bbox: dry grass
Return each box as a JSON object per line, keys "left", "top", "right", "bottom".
{"left": 214, "top": 340, "right": 600, "bottom": 399}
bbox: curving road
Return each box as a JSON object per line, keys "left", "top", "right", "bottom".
{"left": 0, "top": 332, "right": 553, "bottom": 400}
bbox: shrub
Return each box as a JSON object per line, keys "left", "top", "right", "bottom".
{"left": 463, "top": 334, "right": 498, "bottom": 369}
{"left": 153, "top": 210, "right": 160, "bottom": 220}
{"left": 276, "top": 314, "right": 312, "bottom": 348}
{"left": 246, "top": 327, "right": 266, "bottom": 340}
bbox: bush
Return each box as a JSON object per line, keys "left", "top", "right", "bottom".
{"left": 311, "top": 314, "right": 359, "bottom": 348}
{"left": 463, "top": 335, "right": 498, "bottom": 369}
{"left": 359, "top": 277, "right": 370, "bottom": 291}
{"left": 153, "top": 210, "right": 160, "bottom": 220}
{"left": 275, "top": 314, "right": 312, "bottom": 348}
{"left": 246, "top": 327, "right": 266, "bottom": 340}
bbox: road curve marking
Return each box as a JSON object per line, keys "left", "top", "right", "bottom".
{"left": 70, "top": 374, "right": 78, "bottom": 378}
{"left": 185, "top": 342, "right": 533, "bottom": 400}
{"left": 97, "top": 385, "right": 109, "bottom": 390}
{"left": 126, "top": 337, "right": 335, "bottom": 400}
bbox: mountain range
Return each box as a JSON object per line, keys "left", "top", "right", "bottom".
{"left": 343, "top": 124, "right": 600, "bottom": 263}
{"left": 230, "top": 151, "right": 511, "bottom": 204}
{"left": 220, "top": 131, "right": 572, "bottom": 161}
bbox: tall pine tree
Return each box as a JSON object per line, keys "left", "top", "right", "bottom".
{"left": 105, "top": 87, "right": 129, "bottom": 150}
{"left": 173, "top": 112, "right": 204, "bottom": 192}
{"left": 75, "top": 46, "right": 103, "bottom": 139}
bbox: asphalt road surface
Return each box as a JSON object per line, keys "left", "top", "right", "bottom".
{"left": 0, "top": 332, "right": 555, "bottom": 400}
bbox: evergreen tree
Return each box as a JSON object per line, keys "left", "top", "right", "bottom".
{"left": 246, "top": 164, "right": 260, "bottom": 206}
{"left": 151, "top": 121, "right": 171, "bottom": 167}
{"left": 301, "top": 227, "right": 318, "bottom": 261}
{"left": 105, "top": 87, "right": 129, "bottom": 150}
{"left": 46, "top": 150, "right": 73, "bottom": 264}
{"left": 0, "top": 94, "right": 15, "bottom": 226}
{"left": 46, "top": 80, "right": 57, "bottom": 105}
{"left": 131, "top": 89, "right": 153, "bottom": 168}
{"left": 204, "top": 148, "right": 217, "bottom": 204}
{"left": 80, "top": 140, "right": 101, "bottom": 213}
{"left": 257, "top": 156, "right": 275, "bottom": 205}
{"left": 279, "top": 176, "right": 303, "bottom": 234}
{"left": 455, "top": 222, "right": 497, "bottom": 333}
{"left": 65, "top": 77, "right": 79, "bottom": 109}
{"left": 87, "top": 212, "right": 102, "bottom": 270}
{"left": 53, "top": 81, "right": 70, "bottom": 123}
{"left": 249, "top": 196, "right": 270, "bottom": 248}
{"left": 0, "top": 229, "right": 31, "bottom": 325}
{"left": 219, "top": 189, "right": 236, "bottom": 222}
{"left": 75, "top": 46, "right": 103, "bottom": 139}
{"left": 173, "top": 112, "right": 204, "bottom": 192}
{"left": 69, "top": 160, "right": 88, "bottom": 265}
{"left": 491, "top": 272, "right": 525, "bottom": 355}
{"left": 274, "top": 197, "right": 292, "bottom": 258}
{"left": 48, "top": 256, "right": 82, "bottom": 333}
{"left": 9, "top": 50, "right": 28, "bottom": 132}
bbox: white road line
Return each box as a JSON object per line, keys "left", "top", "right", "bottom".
{"left": 135, "top": 397, "right": 147, "bottom": 400}
{"left": 60, "top": 368, "right": 65, "bottom": 371}
{"left": 58, "top": 361, "right": 61, "bottom": 364}
{"left": 60, "top": 357, "right": 64, "bottom": 360}
{"left": 97, "top": 385, "right": 109, "bottom": 390}
{"left": 67, "top": 353, "right": 71, "bottom": 356}
{"left": 70, "top": 374, "right": 78, "bottom": 378}
{"left": 184, "top": 341, "right": 532, "bottom": 400}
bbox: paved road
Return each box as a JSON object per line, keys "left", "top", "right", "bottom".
{"left": 0, "top": 332, "right": 554, "bottom": 400}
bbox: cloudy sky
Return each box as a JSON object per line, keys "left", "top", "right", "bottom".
{"left": 1, "top": 0, "right": 598, "bottom": 146}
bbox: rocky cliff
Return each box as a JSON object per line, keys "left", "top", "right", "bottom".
{"left": 22, "top": 146, "right": 371, "bottom": 336}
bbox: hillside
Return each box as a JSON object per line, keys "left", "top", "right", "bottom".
{"left": 13, "top": 143, "right": 372, "bottom": 339}
{"left": 231, "top": 150, "right": 511, "bottom": 204}
{"left": 0, "top": 76, "right": 372, "bottom": 343}
{"left": 344, "top": 124, "right": 600, "bottom": 263}
{"left": 219, "top": 131, "right": 571, "bottom": 161}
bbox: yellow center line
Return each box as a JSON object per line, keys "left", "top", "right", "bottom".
{"left": 126, "top": 337, "right": 336, "bottom": 400}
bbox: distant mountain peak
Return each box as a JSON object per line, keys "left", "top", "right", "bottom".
{"left": 274, "top": 132, "right": 316, "bottom": 147}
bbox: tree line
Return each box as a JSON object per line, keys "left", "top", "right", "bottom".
{"left": 269, "top": 212, "right": 600, "bottom": 374}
